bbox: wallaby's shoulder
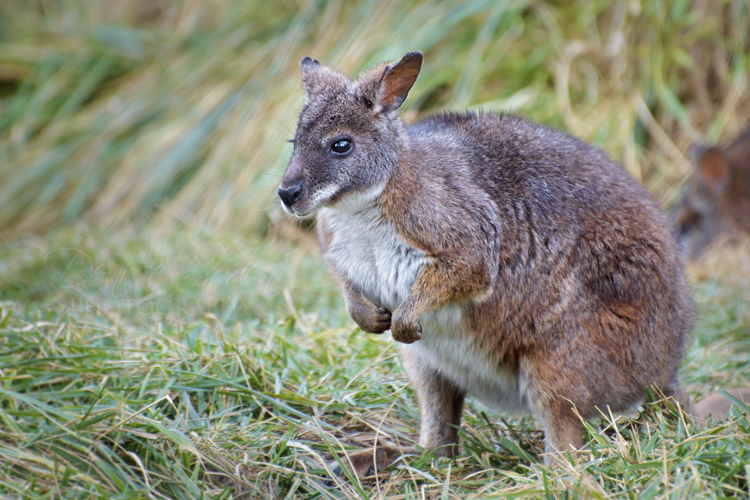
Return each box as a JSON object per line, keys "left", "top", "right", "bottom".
{"left": 406, "top": 110, "right": 652, "bottom": 222}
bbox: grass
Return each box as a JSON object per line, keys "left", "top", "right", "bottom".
{"left": 1, "top": 0, "right": 750, "bottom": 498}
{"left": 0, "top": 227, "right": 749, "bottom": 499}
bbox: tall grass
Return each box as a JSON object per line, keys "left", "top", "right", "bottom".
{"left": 1, "top": 0, "right": 748, "bottom": 239}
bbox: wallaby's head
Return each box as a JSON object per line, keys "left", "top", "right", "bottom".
{"left": 278, "top": 52, "right": 423, "bottom": 217}
{"left": 674, "top": 130, "right": 750, "bottom": 261}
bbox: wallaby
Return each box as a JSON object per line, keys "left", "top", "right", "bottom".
{"left": 278, "top": 52, "right": 694, "bottom": 473}
{"left": 674, "top": 130, "right": 750, "bottom": 261}
{"left": 672, "top": 131, "right": 750, "bottom": 429}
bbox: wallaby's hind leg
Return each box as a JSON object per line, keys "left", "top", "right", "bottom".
{"left": 531, "top": 395, "right": 585, "bottom": 466}
{"left": 402, "top": 348, "right": 465, "bottom": 457}
{"left": 521, "top": 353, "right": 588, "bottom": 466}
{"left": 327, "top": 349, "right": 464, "bottom": 483}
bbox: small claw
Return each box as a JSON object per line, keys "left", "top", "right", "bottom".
{"left": 377, "top": 306, "right": 390, "bottom": 314}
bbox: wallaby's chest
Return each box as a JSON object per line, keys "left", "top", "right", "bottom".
{"left": 320, "top": 206, "right": 525, "bottom": 412}
{"left": 320, "top": 207, "right": 427, "bottom": 311}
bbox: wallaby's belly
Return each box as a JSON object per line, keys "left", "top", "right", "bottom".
{"left": 324, "top": 207, "right": 527, "bottom": 414}
{"left": 406, "top": 310, "right": 529, "bottom": 414}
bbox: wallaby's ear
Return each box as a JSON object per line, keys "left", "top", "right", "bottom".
{"left": 374, "top": 51, "right": 423, "bottom": 113}
{"left": 697, "top": 146, "right": 730, "bottom": 195}
{"left": 300, "top": 56, "right": 323, "bottom": 97}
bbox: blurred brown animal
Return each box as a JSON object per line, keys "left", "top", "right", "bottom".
{"left": 278, "top": 52, "right": 693, "bottom": 475}
{"left": 673, "top": 130, "right": 750, "bottom": 429}
{"left": 674, "top": 130, "right": 750, "bottom": 261}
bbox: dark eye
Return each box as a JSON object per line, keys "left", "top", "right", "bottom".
{"left": 331, "top": 138, "right": 353, "bottom": 155}
{"left": 678, "top": 214, "right": 700, "bottom": 236}
{"left": 679, "top": 220, "right": 695, "bottom": 236}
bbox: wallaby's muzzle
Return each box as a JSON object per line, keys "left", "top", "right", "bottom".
{"left": 278, "top": 181, "right": 304, "bottom": 210}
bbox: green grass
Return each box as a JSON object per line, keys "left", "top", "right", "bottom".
{"left": 0, "top": 227, "right": 749, "bottom": 499}
{"left": 1, "top": 0, "right": 750, "bottom": 498}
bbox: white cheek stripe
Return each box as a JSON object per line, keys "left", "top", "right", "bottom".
{"left": 309, "top": 184, "right": 339, "bottom": 208}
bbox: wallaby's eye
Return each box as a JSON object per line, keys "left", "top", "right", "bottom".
{"left": 331, "top": 138, "right": 353, "bottom": 156}
{"left": 679, "top": 220, "right": 695, "bottom": 236}
{"left": 678, "top": 214, "right": 700, "bottom": 236}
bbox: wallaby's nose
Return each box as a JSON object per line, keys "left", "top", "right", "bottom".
{"left": 278, "top": 182, "right": 304, "bottom": 207}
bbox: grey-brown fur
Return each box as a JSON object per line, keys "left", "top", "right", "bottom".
{"left": 279, "top": 52, "right": 693, "bottom": 472}
{"left": 674, "top": 130, "right": 750, "bottom": 260}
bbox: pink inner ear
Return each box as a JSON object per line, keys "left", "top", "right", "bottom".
{"left": 380, "top": 68, "right": 419, "bottom": 108}
{"left": 699, "top": 148, "right": 729, "bottom": 193}
{"left": 376, "top": 53, "right": 422, "bottom": 111}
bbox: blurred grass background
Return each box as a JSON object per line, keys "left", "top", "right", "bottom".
{"left": 1, "top": 0, "right": 748, "bottom": 239}
{"left": 1, "top": 0, "right": 750, "bottom": 498}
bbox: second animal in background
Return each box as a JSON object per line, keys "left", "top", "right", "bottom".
{"left": 674, "top": 130, "right": 750, "bottom": 261}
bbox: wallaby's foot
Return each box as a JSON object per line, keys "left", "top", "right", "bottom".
{"left": 692, "top": 388, "right": 750, "bottom": 422}
{"left": 324, "top": 442, "right": 416, "bottom": 486}
{"left": 540, "top": 417, "right": 585, "bottom": 467}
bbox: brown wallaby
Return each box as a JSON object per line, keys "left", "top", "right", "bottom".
{"left": 278, "top": 52, "right": 694, "bottom": 473}
{"left": 674, "top": 130, "right": 750, "bottom": 261}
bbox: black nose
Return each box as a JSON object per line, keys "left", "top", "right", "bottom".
{"left": 278, "top": 182, "right": 304, "bottom": 207}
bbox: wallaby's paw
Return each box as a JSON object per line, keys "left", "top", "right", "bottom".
{"left": 391, "top": 318, "right": 422, "bottom": 344}
{"left": 350, "top": 302, "right": 392, "bottom": 334}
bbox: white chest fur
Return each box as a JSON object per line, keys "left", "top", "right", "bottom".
{"left": 321, "top": 205, "right": 526, "bottom": 414}
{"left": 321, "top": 206, "right": 427, "bottom": 311}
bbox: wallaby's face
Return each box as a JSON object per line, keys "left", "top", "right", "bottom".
{"left": 674, "top": 131, "right": 750, "bottom": 260}
{"left": 278, "top": 53, "right": 422, "bottom": 217}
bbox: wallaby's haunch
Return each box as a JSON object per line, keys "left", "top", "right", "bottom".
{"left": 279, "top": 52, "right": 693, "bottom": 471}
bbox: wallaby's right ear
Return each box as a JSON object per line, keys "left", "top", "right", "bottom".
{"left": 300, "top": 56, "right": 323, "bottom": 98}
{"left": 695, "top": 146, "right": 730, "bottom": 195}
{"left": 374, "top": 51, "right": 423, "bottom": 114}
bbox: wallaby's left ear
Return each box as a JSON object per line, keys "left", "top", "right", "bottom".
{"left": 374, "top": 51, "right": 423, "bottom": 113}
